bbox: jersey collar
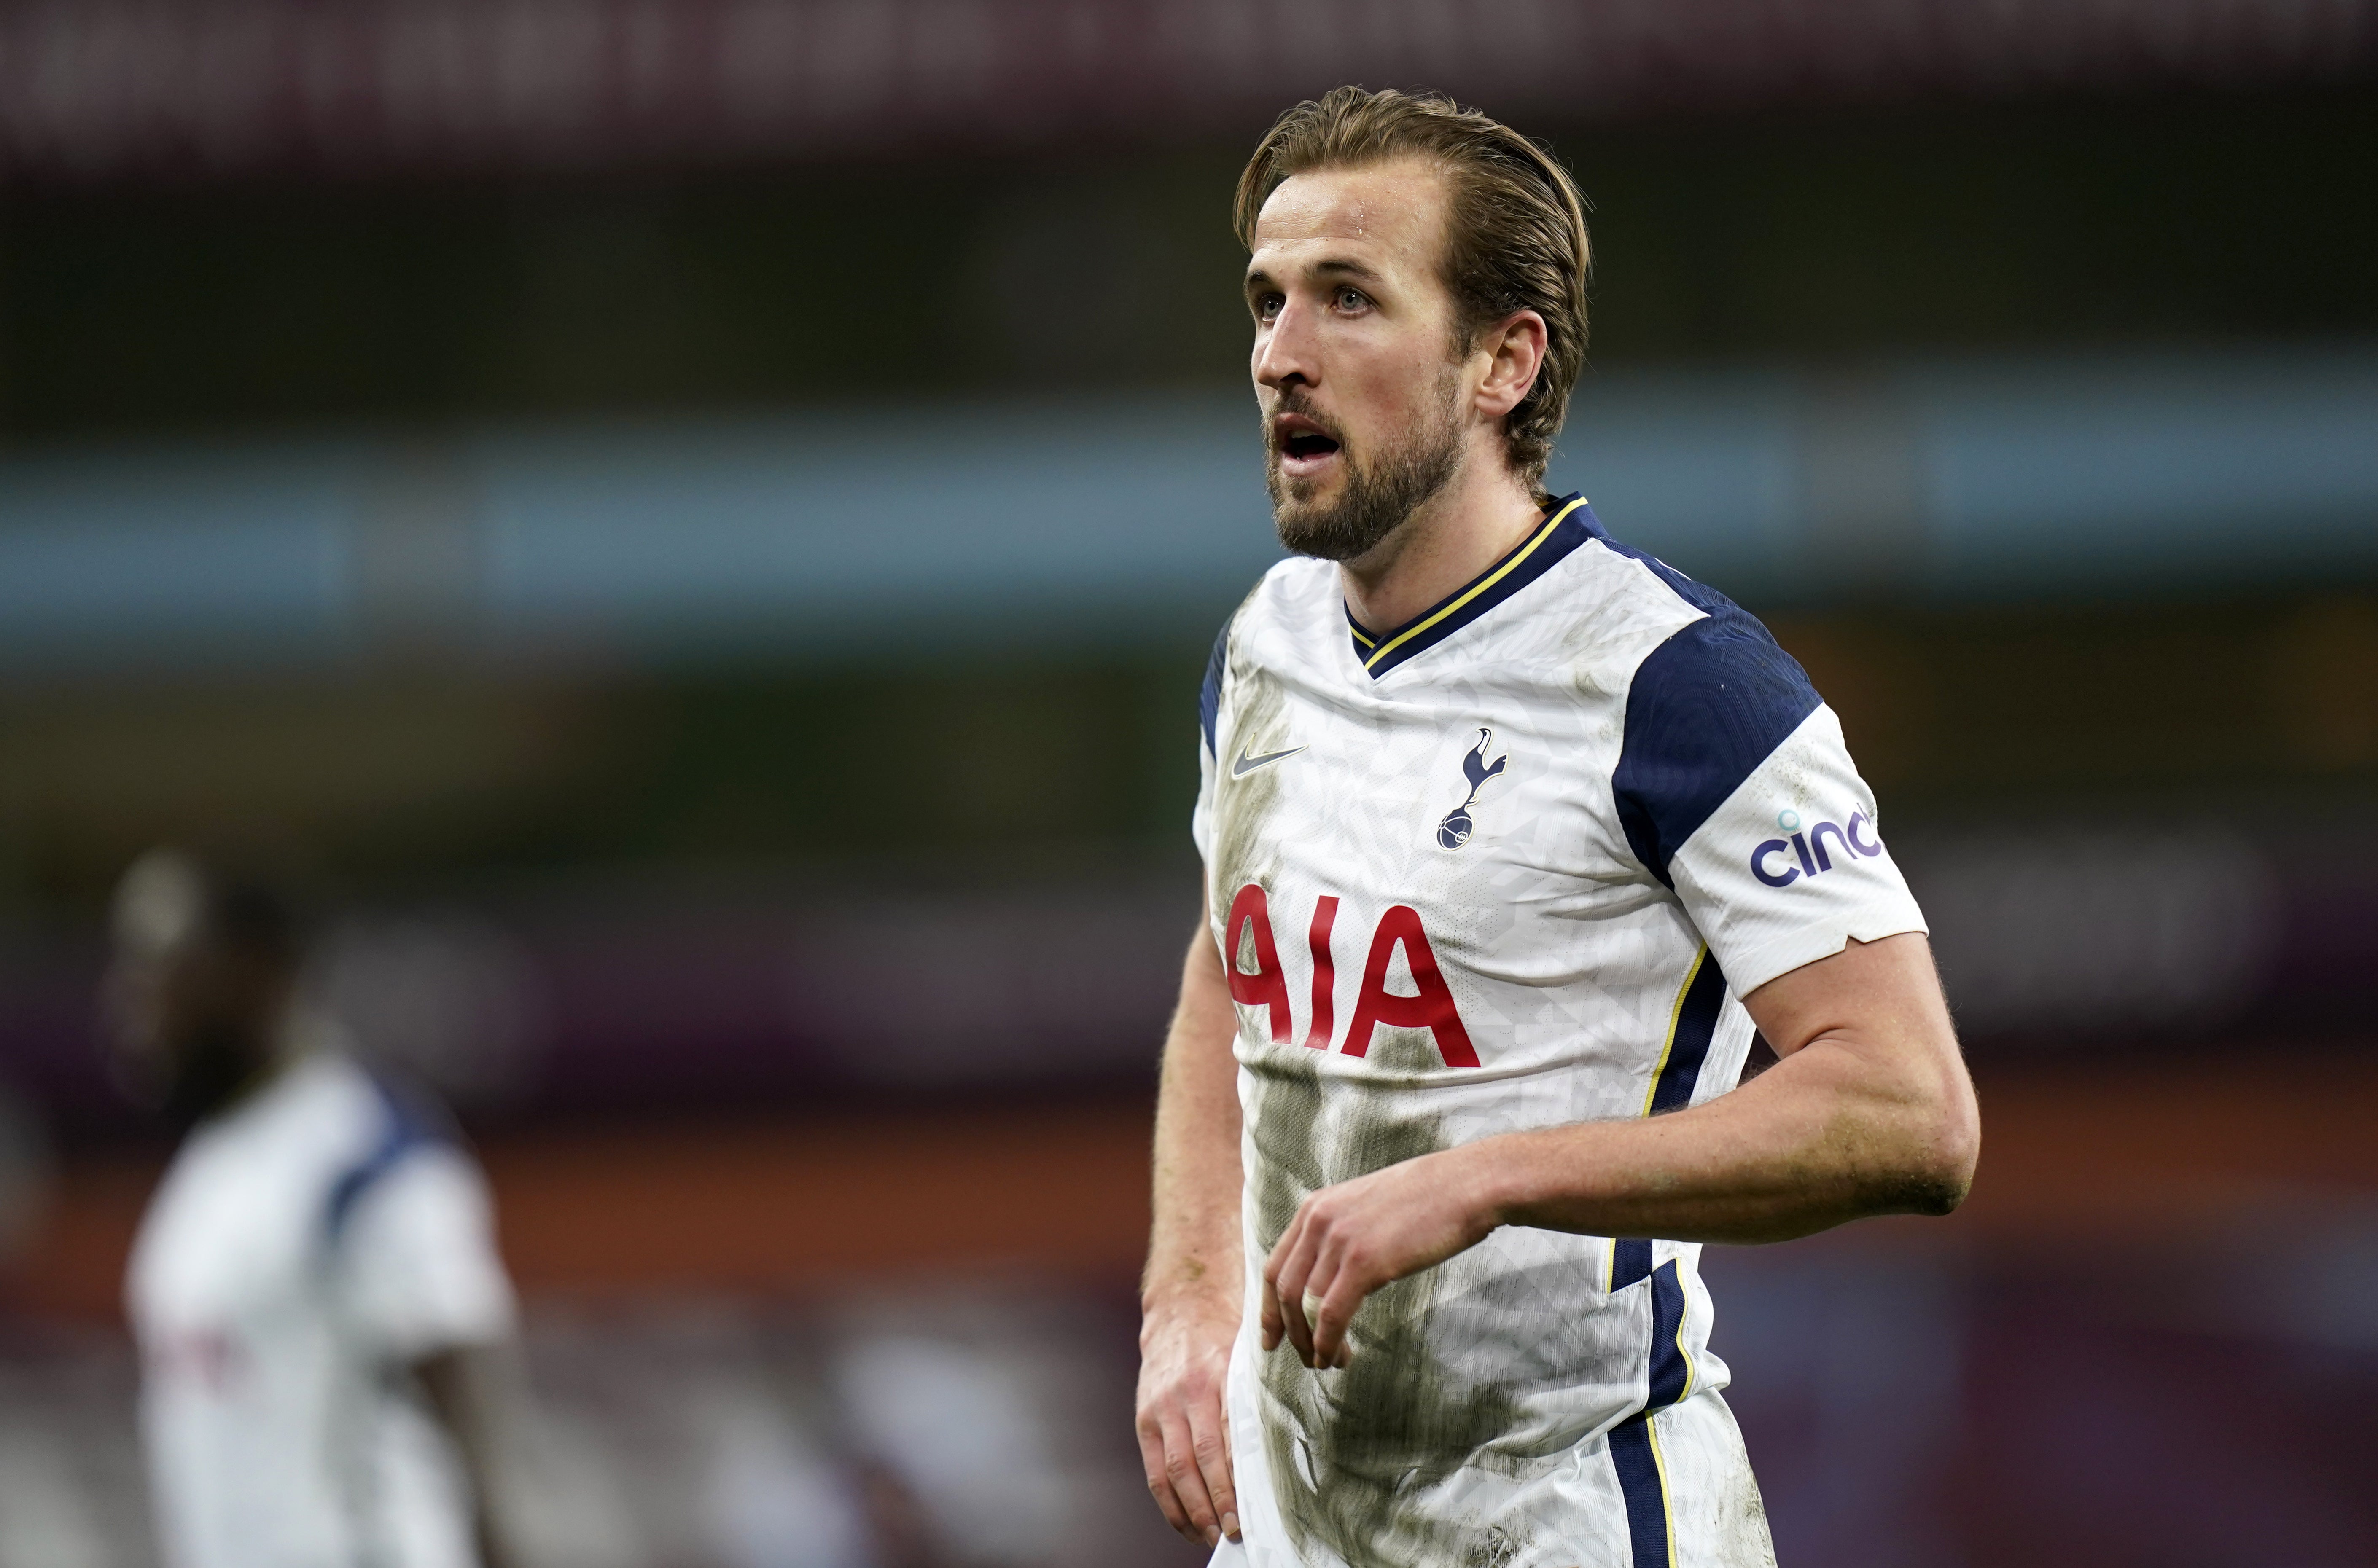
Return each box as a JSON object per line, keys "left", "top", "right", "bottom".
{"left": 1345, "top": 494, "right": 1595, "bottom": 679}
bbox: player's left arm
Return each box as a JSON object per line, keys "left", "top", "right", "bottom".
{"left": 1263, "top": 931, "right": 1977, "bottom": 1369}
{"left": 347, "top": 1144, "right": 533, "bottom": 1563}
{"left": 412, "top": 1343, "right": 528, "bottom": 1568}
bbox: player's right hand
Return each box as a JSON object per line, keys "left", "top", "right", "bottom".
{"left": 1135, "top": 1305, "right": 1241, "bottom": 1549}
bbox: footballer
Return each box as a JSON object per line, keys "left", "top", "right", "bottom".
{"left": 1136, "top": 88, "right": 1980, "bottom": 1568}
{"left": 108, "top": 851, "right": 523, "bottom": 1568}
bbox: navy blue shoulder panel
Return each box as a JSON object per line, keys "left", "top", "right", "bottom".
{"left": 324, "top": 1070, "right": 453, "bottom": 1248}
{"left": 1198, "top": 615, "right": 1231, "bottom": 758}
{"left": 1603, "top": 537, "right": 1821, "bottom": 888}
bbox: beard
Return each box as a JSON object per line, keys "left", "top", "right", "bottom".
{"left": 1265, "top": 373, "right": 1466, "bottom": 563}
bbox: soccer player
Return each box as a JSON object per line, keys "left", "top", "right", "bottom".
{"left": 106, "top": 850, "right": 525, "bottom": 1568}
{"left": 1136, "top": 89, "right": 1979, "bottom": 1568}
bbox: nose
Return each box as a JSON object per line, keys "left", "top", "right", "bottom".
{"left": 1253, "top": 295, "right": 1319, "bottom": 393}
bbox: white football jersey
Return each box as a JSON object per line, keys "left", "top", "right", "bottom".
{"left": 128, "top": 1045, "right": 517, "bottom": 1568}
{"left": 1192, "top": 497, "right": 1926, "bottom": 1568}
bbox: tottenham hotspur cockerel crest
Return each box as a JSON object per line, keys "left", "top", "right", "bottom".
{"left": 1435, "top": 728, "right": 1509, "bottom": 849}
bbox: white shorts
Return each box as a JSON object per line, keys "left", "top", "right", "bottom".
{"left": 1213, "top": 1381, "right": 1775, "bottom": 1568}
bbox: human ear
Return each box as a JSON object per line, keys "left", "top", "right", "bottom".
{"left": 1473, "top": 311, "right": 1547, "bottom": 420}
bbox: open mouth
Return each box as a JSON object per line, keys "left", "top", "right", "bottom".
{"left": 1274, "top": 412, "right": 1343, "bottom": 467}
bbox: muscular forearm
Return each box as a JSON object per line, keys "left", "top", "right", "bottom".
{"left": 1477, "top": 933, "right": 1976, "bottom": 1244}
{"left": 1259, "top": 934, "right": 1979, "bottom": 1371}
{"left": 1143, "top": 917, "right": 1244, "bottom": 1326}
{"left": 1471, "top": 1027, "right": 1974, "bottom": 1245}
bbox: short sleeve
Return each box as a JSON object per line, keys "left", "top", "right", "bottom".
{"left": 1191, "top": 618, "right": 1229, "bottom": 864}
{"left": 1665, "top": 705, "right": 1927, "bottom": 993}
{"left": 337, "top": 1145, "right": 518, "bottom": 1361}
{"left": 1614, "top": 601, "right": 1925, "bottom": 995}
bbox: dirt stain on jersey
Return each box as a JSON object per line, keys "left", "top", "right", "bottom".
{"left": 1223, "top": 646, "right": 1534, "bottom": 1566}
{"left": 1462, "top": 1524, "right": 1531, "bottom": 1567}
{"left": 1211, "top": 662, "right": 1291, "bottom": 901}
{"left": 1713, "top": 1434, "right": 1779, "bottom": 1568}
{"left": 1247, "top": 1026, "right": 1524, "bottom": 1568}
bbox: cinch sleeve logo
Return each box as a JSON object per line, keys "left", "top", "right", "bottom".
{"left": 1749, "top": 808, "right": 1884, "bottom": 887}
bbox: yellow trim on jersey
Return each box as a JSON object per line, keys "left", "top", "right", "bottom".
{"left": 1641, "top": 944, "right": 1711, "bottom": 1120}
{"left": 1360, "top": 496, "right": 1589, "bottom": 671}
{"left": 1674, "top": 1278, "right": 1698, "bottom": 1402}
{"left": 1645, "top": 1408, "right": 1680, "bottom": 1568}
{"left": 1348, "top": 624, "right": 1377, "bottom": 650}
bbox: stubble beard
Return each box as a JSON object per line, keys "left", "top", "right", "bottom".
{"left": 1265, "top": 372, "right": 1466, "bottom": 564}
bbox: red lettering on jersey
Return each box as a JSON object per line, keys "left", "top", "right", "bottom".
{"left": 156, "top": 1328, "right": 245, "bottom": 1392}
{"left": 1342, "top": 905, "right": 1480, "bottom": 1067}
{"left": 1224, "top": 883, "right": 1293, "bottom": 1043}
{"left": 1302, "top": 895, "right": 1339, "bottom": 1051}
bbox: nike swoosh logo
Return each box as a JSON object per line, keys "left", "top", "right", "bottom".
{"left": 1231, "top": 744, "right": 1307, "bottom": 779}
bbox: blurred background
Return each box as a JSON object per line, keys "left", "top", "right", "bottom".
{"left": 2, "top": 1, "right": 2377, "bottom": 1563}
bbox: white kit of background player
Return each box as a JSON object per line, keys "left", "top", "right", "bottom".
{"left": 1193, "top": 494, "right": 1929, "bottom": 1567}
{"left": 129, "top": 1039, "right": 516, "bottom": 1568}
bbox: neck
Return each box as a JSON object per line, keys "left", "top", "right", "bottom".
{"left": 182, "top": 1004, "right": 312, "bottom": 1127}
{"left": 1338, "top": 451, "right": 1546, "bottom": 631}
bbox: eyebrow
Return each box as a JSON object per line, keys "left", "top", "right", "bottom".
{"left": 1243, "top": 256, "right": 1387, "bottom": 294}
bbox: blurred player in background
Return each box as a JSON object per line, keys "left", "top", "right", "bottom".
{"left": 1138, "top": 89, "right": 1980, "bottom": 1567}
{"left": 105, "top": 849, "right": 526, "bottom": 1568}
